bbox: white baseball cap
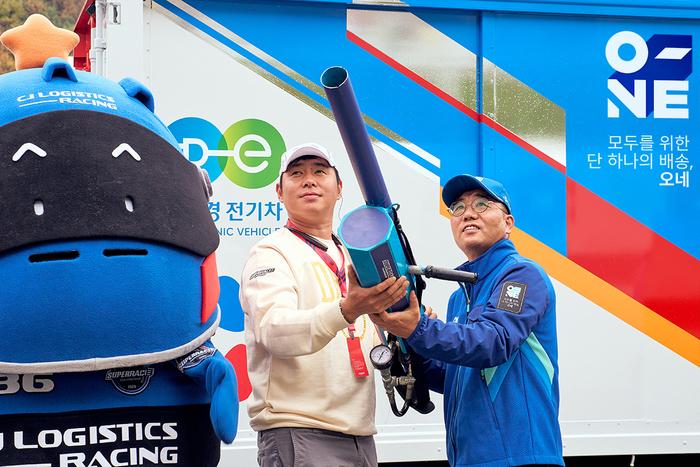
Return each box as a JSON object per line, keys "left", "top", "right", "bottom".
{"left": 279, "top": 143, "right": 337, "bottom": 176}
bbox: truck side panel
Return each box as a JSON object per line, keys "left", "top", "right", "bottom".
{"left": 87, "top": 0, "right": 700, "bottom": 463}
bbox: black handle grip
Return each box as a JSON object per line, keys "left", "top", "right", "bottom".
{"left": 423, "top": 265, "right": 478, "bottom": 284}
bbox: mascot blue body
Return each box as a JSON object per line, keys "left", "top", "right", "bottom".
{"left": 0, "top": 17, "right": 237, "bottom": 467}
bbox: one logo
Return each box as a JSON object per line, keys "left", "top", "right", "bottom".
{"left": 506, "top": 285, "right": 522, "bottom": 299}
{"left": 606, "top": 31, "right": 692, "bottom": 119}
{"left": 496, "top": 281, "right": 528, "bottom": 314}
{"left": 169, "top": 117, "right": 286, "bottom": 188}
{"left": 105, "top": 366, "right": 155, "bottom": 395}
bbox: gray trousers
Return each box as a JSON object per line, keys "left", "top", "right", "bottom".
{"left": 257, "top": 427, "right": 378, "bottom": 467}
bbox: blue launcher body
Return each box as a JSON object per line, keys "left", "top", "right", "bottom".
{"left": 338, "top": 205, "right": 412, "bottom": 312}
{"left": 323, "top": 66, "right": 435, "bottom": 416}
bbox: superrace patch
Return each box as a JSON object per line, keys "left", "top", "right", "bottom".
{"left": 175, "top": 346, "right": 217, "bottom": 372}
{"left": 496, "top": 281, "right": 528, "bottom": 314}
{"left": 104, "top": 366, "right": 155, "bottom": 396}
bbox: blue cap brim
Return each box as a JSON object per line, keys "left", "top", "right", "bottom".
{"left": 442, "top": 174, "right": 512, "bottom": 214}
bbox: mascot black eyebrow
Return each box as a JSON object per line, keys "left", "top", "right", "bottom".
{"left": 0, "top": 14, "right": 238, "bottom": 466}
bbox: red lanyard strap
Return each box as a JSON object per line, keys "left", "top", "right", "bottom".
{"left": 285, "top": 220, "right": 347, "bottom": 297}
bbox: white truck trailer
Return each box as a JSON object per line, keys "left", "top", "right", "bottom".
{"left": 73, "top": 0, "right": 700, "bottom": 464}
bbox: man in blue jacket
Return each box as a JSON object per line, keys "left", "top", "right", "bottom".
{"left": 370, "top": 174, "right": 564, "bottom": 467}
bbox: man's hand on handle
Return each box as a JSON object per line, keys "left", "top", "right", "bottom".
{"left": 340, "top": 265, "right": 410, "bottom": 323}
{"left": 369, "top": 291, "right": 434, "bottom": 339}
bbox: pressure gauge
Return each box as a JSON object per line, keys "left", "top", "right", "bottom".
{"left": 370, "top": 344, "right": 393, "bottom": 370}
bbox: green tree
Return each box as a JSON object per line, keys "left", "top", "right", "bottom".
{"left": 0, "top": 0, "right": 82, "bottom": 74}
{"left": 0, "top": 0, "right": 24, "bottom": 74}
{"left": 0, "top": 0, "right": 25, "bottom": 30}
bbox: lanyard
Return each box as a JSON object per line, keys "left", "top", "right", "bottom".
{"left": 285, "top": 220, "right": 347, "bottom": 297}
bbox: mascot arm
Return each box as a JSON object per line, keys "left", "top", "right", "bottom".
{"left": 175, "top": 342, "right": 239, "bottom": 444}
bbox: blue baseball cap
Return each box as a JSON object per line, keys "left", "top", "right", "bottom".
{"left": 442, "top": 174, "right": 512, "bottom": 214}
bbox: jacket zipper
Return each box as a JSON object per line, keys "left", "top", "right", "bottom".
{"left": 450, "top": 284, "right": 471, "bottom": 454}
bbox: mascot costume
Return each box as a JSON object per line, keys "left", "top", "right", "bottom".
{"left": 0, "top": 15, "right": 238, "bottom": 466}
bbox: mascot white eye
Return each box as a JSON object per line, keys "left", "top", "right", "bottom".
{"left": 112, "top": 142, "right": 141, "bottom": 161}
{"left": 12, "top": 142, "right": 46, "bottom": 161}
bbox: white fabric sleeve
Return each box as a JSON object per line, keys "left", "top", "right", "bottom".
{"left": 240, "top": 242, "right": 350, "bottom": 358}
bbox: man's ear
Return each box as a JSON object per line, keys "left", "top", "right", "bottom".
{"left": 276, "top": 182, "right": 283, "bottom": 202}
{"left": 337, "top": 179, "right": 343, "bottom": 199}
{"left": 505, "top": 214, "right": 515, "bottom": 236}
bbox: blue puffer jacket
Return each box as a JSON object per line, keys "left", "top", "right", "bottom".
{"left": 407, "top": 239, "right": 564, "bottom": 467}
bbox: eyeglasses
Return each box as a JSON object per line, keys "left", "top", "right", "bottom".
{"left": 448, "top": 197, "right": 507, "bottom": 217}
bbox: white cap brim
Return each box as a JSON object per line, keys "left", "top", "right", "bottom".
{"left": 279, "top": 143, "right": 337, "bottom": 176}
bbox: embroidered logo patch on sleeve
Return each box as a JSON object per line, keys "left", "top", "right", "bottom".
{"left": 496, "top": 281, "right": 528, "bottom": 314}
{"left": 249, "top": 268, "right": 275, "bottom": 281}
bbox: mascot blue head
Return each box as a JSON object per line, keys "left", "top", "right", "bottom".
{"left": 0, "top": 15, "right": 221, "bottom": 373}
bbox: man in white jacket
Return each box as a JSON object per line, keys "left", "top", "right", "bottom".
{"left": 240, "top": 143, "right": 418, "bottom": 467}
